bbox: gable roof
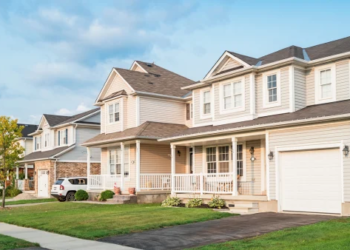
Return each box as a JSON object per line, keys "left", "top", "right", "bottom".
{"left": 225, "top": 36, "right": 350, "bottom": 67}
{"left": 54, "top": 108, "right": 100, "bottom": 126}
{"left": 20, "top": 145, "right": 73, "bottom": 162}
{"left": 160, "top": 99, "right": 350, "bottom": 141}
{"left": 43, "top": 114, "right": 71, "bottom": 127}
{"left": 18, "top": 124, "right": 38, "bottom": 138}
{"left": 82, "top": 121, "right": 188, "bottom": 146}
{"left": 112, "top": 61, "right": 195, "bottom": 98}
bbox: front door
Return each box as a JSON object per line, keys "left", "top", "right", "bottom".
{"left": 38, "top": 170, "right": 49, "bottom": 197}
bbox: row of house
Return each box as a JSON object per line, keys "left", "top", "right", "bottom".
{"left": 18, "top": 36, "right": 350, "bottom": 215}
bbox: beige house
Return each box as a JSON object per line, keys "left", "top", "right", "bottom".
{"left": 82, "top": 61, "right": 195, "bottom": 196}
{"left": 19, "top": 109, "right": 101, "bottom": 197}
{"left": 84, "top": 36, "right": 350, "bottom": 215}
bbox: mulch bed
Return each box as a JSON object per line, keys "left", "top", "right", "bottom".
{"left": 177, "top": 203, "right": 228, "bottom": 209}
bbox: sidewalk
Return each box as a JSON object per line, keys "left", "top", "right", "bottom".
{"left": 0, "top": 223, "right": 138, "bottom": 250}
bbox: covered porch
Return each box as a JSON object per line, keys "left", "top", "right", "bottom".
{"left": 169, "top": 131, "right": 268, "bottom": 198}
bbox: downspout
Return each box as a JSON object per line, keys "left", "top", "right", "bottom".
{"left": 54, "top": 158, "right": 58, "bottom": 182}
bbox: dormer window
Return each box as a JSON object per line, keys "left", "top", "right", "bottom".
{"left": 109, "top": 103, "right": 120, "bottom": 123}
{"left": 44, "top": 133, "right": 50, "bottom": 147}
{"left": 35, "top": 136, "right": 40, "bottom": 150}
{"left": 315, "top": 63, "right": 336, "bottom": 104}
{"left": 203, "top": 91, "right": 211, "bottom": 114}
{"left": 263, "top": 70, "right": 281, "bottom": 108}
{"left": 58, "top": 128, "right": 68, "bottom": 146}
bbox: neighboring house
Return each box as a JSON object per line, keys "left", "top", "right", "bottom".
{"left": 19, "top": 108, "right": 101, "bottom": 197}
{"left": 14, "top": 124, "right": 38, "bottom": 190}
{"left": 82, "top": 61, "right": 194, "bottom": 194}
{"left": 159, "top": 36, "right": 350, "bottom": 215}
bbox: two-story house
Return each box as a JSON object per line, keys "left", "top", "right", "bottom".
{"left": 159, "top": 36, "right": 350, "bottom": 215}
{"left": 19, "top": 108, "right": 101, "bottom": 197}
{"left": 82, "top": 61, "right": 194, "bottom": 198}
{"left": 11, "top": 124, "right": 38, "bottom": 190}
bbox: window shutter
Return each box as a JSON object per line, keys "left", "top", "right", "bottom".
{"left": 186, "top": 104, "right": 190, "bottom": 120}
{"left": 58, "top": 131, "right": 60, "bottom": 146}
{"left": 65, "top": 129, "right": 68, "bottom": 144}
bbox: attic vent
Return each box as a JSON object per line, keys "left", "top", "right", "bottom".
{"left": 149, "top": 73, "right": 160, "bottom": 77}
{"left": 146, "top": 63, "right": 153, "bottom": 67}
{"left": 148, "top": 82, "right": 154, "bottom": 84}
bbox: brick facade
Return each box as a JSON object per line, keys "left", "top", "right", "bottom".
{"left": 34, "top": 160, "right": 101, "bottom": 196}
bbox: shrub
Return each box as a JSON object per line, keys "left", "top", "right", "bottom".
{"left": 19, "top": 173, "right": 25, "bottom": 180}
{"left": 161, "top": 196, "right": 181, "bottom": 207}
{"left": 99, "top": 190, "right": 115, "bottom": 201}
{"left": 208, "top": 195, "right": 226, "bottom": 209}
{"left": 75, "top": 190, "right": 89, "bottom": 201}
{"left": 0, "top": 186, "right": 22, "bottom": 197}
{"left": 186, "top": 198, "right": 203, "bottom": 208}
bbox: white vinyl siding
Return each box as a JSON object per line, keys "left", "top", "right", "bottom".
{"left": 105, "top": 98, "right": 123, "bottom": 134}
{"left": 139, "top": 96, "right": 186, "bottom": 125}
{"left": 268, "top": 121, "right": 350, "bottom": 201}
{"left": 294, "top": 67, "right": 306, "bottom": 111}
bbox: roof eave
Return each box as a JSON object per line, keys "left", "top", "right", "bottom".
{"left": 159, "top": 113, "right": 350, "bottom": 142}
{"left": 81, "top": 136, "right": 160, "bottom": 147}
{"left": 131, "top": 91, "right": 187, "bottom": 101}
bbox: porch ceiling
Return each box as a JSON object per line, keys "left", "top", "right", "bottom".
{"left": 172, "top": 132, "right": 266, "bottom": 147}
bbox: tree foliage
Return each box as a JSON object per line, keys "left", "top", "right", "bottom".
{"left": 0, "top": 116, "right": 24, "bottom": 208}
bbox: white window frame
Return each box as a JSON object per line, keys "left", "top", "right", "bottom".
{"left": 219, "top": 77, "right": 245, "bottom": 114}
{"left": 108, "top": 146, "right": 130, "bottom": 179}
{"left": 34, "top": 136, "right": 41, "bottom": 151}
{"left": 262, "top": 70, "right": 281, "bottom": 108}
{"left": 200, "top": 87, "right": 213, "bottom": 119}
{"left": 44, "top": 133, "right": 50, "bottom": 148}
{"left": 105, "top": 99, "right": 123, "bottom": 127}
{"left": 58, "top": 128, "right": 68, "bottom": 146}
{"left": 108, "top": 102, "right": 120, "bottom": 124}
{"left": 314, "top": 63, "right": 336, "bottom": 104}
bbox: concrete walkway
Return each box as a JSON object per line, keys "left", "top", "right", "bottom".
{"left": 99, "top": 212, "right": 335, "bottom": 250}
{"left": 0, "top": 223, "right": 138, "bottom": 250}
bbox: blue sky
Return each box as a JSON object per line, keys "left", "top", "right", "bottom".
{"left": 1, "top": 0, "right": 349, "bottom": 124}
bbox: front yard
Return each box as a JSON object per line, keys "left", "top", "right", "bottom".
{"left": 5, "top": 198, "right": 57, "bottom": 206}
{"left": 191, "top": 217, "right": 350, "bottom": 250}
{"left": 0, "top": 234, "right": 39, "bottom": 250}
{"left": 0, "top": 203, "right": 232, "bottom": 239}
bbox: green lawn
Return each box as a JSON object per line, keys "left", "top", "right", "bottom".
{"left": 191, "top": 217, "right": 350, "bottom": 250}
{"left": 5, "top": 198, "right": 57, "bottom": 206}
{"left": 0, "top": 234, "right": 39, "bottom": 250}
{"left": 0, "top": 203, "right": 233, "bottom": 239}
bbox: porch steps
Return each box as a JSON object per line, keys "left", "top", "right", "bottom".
{"left": 106, "top": 195, "right": 137, "bottom": 204}
{"left": 228, "top": 201, "right": 259, "bottom": 214}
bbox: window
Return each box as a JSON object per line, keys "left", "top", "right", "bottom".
{"left": 206, "top": 147, "right": 217, "bottom": 173}
{"left": 237, "top": 145, "right": 243, "bottom": 177}
{"left": 108, "top": 103, "right": 120, "bottom": 123}
{"left": 222, "top": 80, "right": 243, "bottom": 111}
{"left": 267, "top": 74, "right": 277, "bottom": 102}
{"left": 35, "top": 136, "right": 40, "bottom": 150}
{"left": 203, "top": 91, "right": 211, "bottom": 115}
{"left": 109, "top": 147, "right": 130, "bottom": 177}
{"left": 186, "top": 103, "right": 191, "bottom": 120}
{"left": 218, "top": 146, "right": 230, "bottom": 173}
{"left": 44, "top": 133, "right": 49, "bottom": 147}
{"left": 263, "top": 71, "right": 281, "bottom": 108}
{"left": 320, "top": 69, "right": 332, "bottom": 99}
{"left": 190, "top": 103, "right": 193, "bottom": 119}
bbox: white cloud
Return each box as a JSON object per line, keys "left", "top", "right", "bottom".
{"left": 56, "top": 108, "right": 72, "bottom": 116}
{"left": 56, "top": 102, "right": 91, "bottom": 116}
{"left": 76, "top": 103, "right": 90, "bottom": 112}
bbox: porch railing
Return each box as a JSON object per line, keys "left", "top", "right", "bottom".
{"left": 173, "top": 173, "right": 262, "bottom": 195}
{"left": 140, "top": 174, "right": 171, "bottom": 190}
{"left": 88, "top": 175, "right": 120, "bottom": 190}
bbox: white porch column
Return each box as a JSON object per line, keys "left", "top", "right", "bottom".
{"left": 171, "top": 144, "right": 176, "bottom": 195}
{"left": 232, "top": 137, "right": 238, "bottom": 196}
{"left": 16, "top": 167, "right": 19, "bottom": 180}
{"left": 120, "top": 142, "right": 125, "bottom": 192}
{"left": 24, "top": 163, "right": 28, "bottom": 180}
{"left": 86, "top": 147, "right": 91, "bottom": 190}
{"left": 136, "top": 140, "right": 141, "bottom": 192}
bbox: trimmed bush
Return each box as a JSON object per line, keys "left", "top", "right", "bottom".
{"left": 75, "top": 190, "right": 89, "bottom": 201}
{"left": 208, "top": 195, "right": 226, "bottom": 209}
{"left": 99, "top": 190, "right": 115, "bottom": 201}
{"left": 186, "top": 198, "right": 203, "bottom": 208}
{"left": 0, "top": 186, "right": 22, "bottom": 197}
{"left": 161, "top": 196, "right": 181, "bottom": 207}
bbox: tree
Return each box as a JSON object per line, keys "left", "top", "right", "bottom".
{"left": 0, "top": 116, "right": 24, "bottom": 208}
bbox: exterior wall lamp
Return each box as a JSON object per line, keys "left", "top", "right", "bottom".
{"left": 177, "top": 150, "right": 181, "bottom": 157}
{"left": 343, "top": 145, "right": 349, "bottom": 157}
{"left": 268, "top": 151, "right": 274, "bottom": 161}
{"left": 249, "top": 147, "right": 256, "bottom": 162}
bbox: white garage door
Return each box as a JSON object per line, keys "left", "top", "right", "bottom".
{"left": 280, "top": 148, "right": 342, "bottom": 214}
{"left": 38, "top": 170, "right": 49, "bottom": 198}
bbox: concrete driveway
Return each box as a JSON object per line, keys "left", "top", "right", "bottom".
{"left": 99, "top": 212, "right": 335, "bottom": 250}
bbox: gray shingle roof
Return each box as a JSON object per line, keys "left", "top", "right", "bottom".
{"left": 162, "top": 99, "right": 350, "bottom": 140}
{"left": 18, "top": 124, "right": 38, "bottom": 138}
{"left": 42, "top": 108, "right": 99, "bottom": 127}
{"left": 82, "top": 122, "right": 188, "bottom": 146}
{"left": 113, "top": 61, "right": 195, "bottom": 97}
{"left": 227, "top": 36, "right": 350, "bottom": 66}
{"left": 22, "top": 146, "right": 72, "bottom": 162}
{"left": 54, "top": 108, "right": 100, "bottom": 126}
{"left": 100, "top": 90, "right": 127, "bottom": 102}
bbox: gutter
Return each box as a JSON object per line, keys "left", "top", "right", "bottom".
{"left": 159, "top": 113, "right": 350, "bottom": 142}
{"left": 130, "top": 91, "right": 187, "bottom": 101}
{"left": 82, "top": 136, "right": 161, "bottom": 147}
